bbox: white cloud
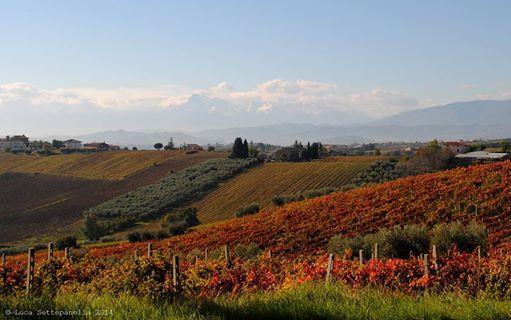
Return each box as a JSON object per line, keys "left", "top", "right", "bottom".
{"left": 0, "top": 80, "right": 419, "bottom": 118}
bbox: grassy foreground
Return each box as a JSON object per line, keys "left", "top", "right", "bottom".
{"left": 1, "top": 284, "right": 510, "bottom": 320}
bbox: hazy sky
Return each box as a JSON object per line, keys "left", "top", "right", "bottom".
{"left": 1, "top": 1, "right": 510, "bottom": 135}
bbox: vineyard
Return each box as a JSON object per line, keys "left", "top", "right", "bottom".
{"left": 195, "top": 156, "right": 381, "bottom": 224}
{"left": 0, "top": 151, "right": 227, "bottom": 242}
{"left": 2, "top": 160, "right": 511, "bottom": 317}
{"left": 0, "top": 150, "right": 222, "bottom": 180}
{"left": 83, "top": 159, "right": 511, "bottom": 259}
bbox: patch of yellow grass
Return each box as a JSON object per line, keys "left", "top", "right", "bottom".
{"left": 0, "top": 150, "right": 190, "bottom": 180}
{"left": 196, "top": 157, "right": 380, "bottom": 224}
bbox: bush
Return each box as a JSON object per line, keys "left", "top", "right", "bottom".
{"left": 165, "top": 207, "right": 200, "bottom": 236}
{"left": 235, "top": 203, "right": 260, "bottom": 218}
{"left": 385, "top": 225, "right": 430, "bottom": 259}
{"left": 233, "top": 242, "right": 262, "bottom": 259}
{"left": 127, "top": 232, "right": 142, "bottom": 243}
{"left": 56, "top": 236, "right": 77, "bottom": 250}
{"left": 432, "top": 221, "right": 488, "bottom": 255}
{"left": 328, "top": 224, "right": 429, "bottom": 259}
{"left": 328, "top": 230, "right": 389, "bottom": 260}
{"left": 272, "top": 196, "right": 285, "bottom": 206}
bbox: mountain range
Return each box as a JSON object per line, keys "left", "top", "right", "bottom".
{"left": 36, "top": 99, "right": 511, "bottom": 147}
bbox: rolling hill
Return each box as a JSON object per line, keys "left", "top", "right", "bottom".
{"left": 88, "top": 160, "right": 511, "bottom": 259}
{"left": 376, "top": 99, "right": 511, "bottom": 126}
{"left": 195, "top": 156, "right": 381, "bottom": 224}
{"left": 0, "top": 151, "right": 197, "bottom": 180}
{"left": 0, "top": 150, "right": 227, "bottom": 243}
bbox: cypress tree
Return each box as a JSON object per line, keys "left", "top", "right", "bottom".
{"left": 243, "top": 139, "right": 249, "bottom": 158}
{"left": 231, "top": 137, "right": 244, "bottom": 158}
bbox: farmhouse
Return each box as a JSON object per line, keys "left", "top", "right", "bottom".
{"left": 455, "top": 151, "right": 510, "bottom": 163}
{"left": 444, "top": 141, "right": 470, "bottom": 154}
{"left": 83, "top": 142, "right": 111, "bottom": 152}
{"left": 63, "top": 139, "right": 82, "bottom": 148}
{"left": 0, "top": 135, "right": 29, "bottom": 152}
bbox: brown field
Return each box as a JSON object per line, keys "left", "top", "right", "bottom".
{"left": 0, "top": 151, "right": 227, "bottom": 243}
{"left": 0, "top": 150, "right": 205, "bottom": 180}
{"left": 195, "top": 156, "right": 381, "bottom": 225}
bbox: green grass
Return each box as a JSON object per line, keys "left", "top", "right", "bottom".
{"left": 2, "top": 284, "right": 510, "bottom": 319}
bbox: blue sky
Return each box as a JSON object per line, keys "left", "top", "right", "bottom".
{"left": 0, "top": 0, "right": 510, "bottom": 135}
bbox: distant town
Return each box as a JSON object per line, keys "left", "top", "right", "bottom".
{"left": 1, "top": 134, "right": 510, "bottom": 165}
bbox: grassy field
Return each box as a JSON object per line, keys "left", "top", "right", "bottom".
{"left": 0, "top": 151, "right": 212, "bottom": 180}
{"left": 195, "top": 156, "right": 381, "bottom": 224}
{"left": 0, "top": 151, "right": 227, "bottom": 243}
{"left": 1, "top": 284, "right": 509, "bottom": 319}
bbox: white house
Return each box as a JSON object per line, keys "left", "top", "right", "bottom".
{"left": 444, "top": 141, "right": 470, "bottom": 154}
{"left": 0, "top": 135, "right": 29, "bottom": 152}
{"left": 63, "top": 139, "right": 82, "bottom": 148}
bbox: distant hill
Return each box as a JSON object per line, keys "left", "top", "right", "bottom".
{"left": 44, "top": 130, "right": 209, "bottom": 150}
{"left": 40, "top": 99, "right": 511, "bottom": 145}
{"left": 376, "top": 99, "right": 511, "bottom": 126}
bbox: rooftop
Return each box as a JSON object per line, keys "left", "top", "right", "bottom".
{"left": 455, "top": 151, "right": 509, "bottom": 159}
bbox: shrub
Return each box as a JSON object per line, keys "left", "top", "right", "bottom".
{"left": 127, "top": 232, "right": 142, "bottom": 243}
{"left": 233, "top": 242, "right": 262, "bottom": 259}
{"left": 165, "top": 207, "right": 200, "bottom": 236}
{"left": 272, "top": 196, "right": 286, "bottom": 206}
{"left": 329, "top": 224, "right": 429, "bottom": 259}
{"left": 235, "top": 203, "right": 260, "bottom": 218}
{"left": 432, "top": 221, "right": 488, "bottom": 255}
{"left": 56, "top": 236, "right": 77, "bottom": 250}
{"left": 140, "top": 232, "right": 155, "bottom": 241}
{"left": 385, "top": 224, "right": 430, "bottom": 259}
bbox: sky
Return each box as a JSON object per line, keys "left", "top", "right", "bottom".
{"left": 0, "top": 0, "right": 510, "bottom": 135}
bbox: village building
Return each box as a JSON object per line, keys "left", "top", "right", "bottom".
{"left": 63, "top": 139, "right": 82, "bottom": 148}
{"left": 0, "top": 135, "right": 29, "bottom": 152}
{"left": 83, "top": 142, "right": 111, "bottom": 152}
{"left": 455, "top": 151, "right": 510, "bottom": 164}
{"left": 444, "top": 141, "right": 470, "bottom": 154}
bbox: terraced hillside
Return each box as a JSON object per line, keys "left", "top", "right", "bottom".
{"left": 85, "top": 160, "right": 511, "bottom": 259}
{"left": 0, "top": 151, "right": 198, "bottom": 180}
{"left": 0, "top": 151, "right": 227, "bottom": 242}
{"left": 195, "top": 156, "right": 381, "bottom": 224}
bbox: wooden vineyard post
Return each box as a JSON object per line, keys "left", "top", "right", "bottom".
{"left": 147, "top": 243, "right": 152, "bottom": 257}
{"left": 1, "top": 253, "right": 5, "bottom": 266}
{"left": 204, "top": 248, "right": 208, "bottom": 261}
{"left": 134, "top": 249, "right": 139, "bottom": 258}
{"left": 268, "top": 249, "right": 272, "bottom": 260}
{"left": 477, "top": 246, "right": 482, "bottom": 260}
{"left": 359, "top": 250, "right": 364, "bottom": 265}
{"left": 26, "top": 248, "right": 35, "bottom": 294}
{"left": 172, "top": 255, "right": 180, "bottom": 287}
{"left": 224, "top": 245, "right": 231, "bottom": 267}
{"left": 373, "top": 243, "right": 378, "bottom": 260}
{"left": 432, "top": 245, "right": 438, "bottom": 269}
{"left": 423, "top": 254, "right": 429, "bottom": 277}
{"left": 64, "top": 247, "right": 70, "bottom": 260}
{"left": 47, "top": 242, "right": 54, "bottom": 260}
{"left": 325, "top": 253, "right": 334, "bottom": 284}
